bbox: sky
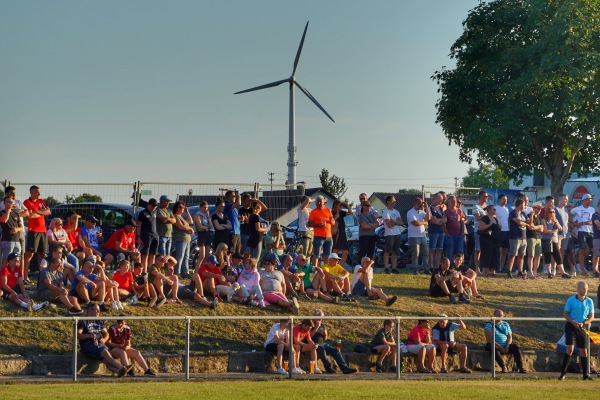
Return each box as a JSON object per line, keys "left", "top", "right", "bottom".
{"left": 0, "top": 0, "right": 481, "bottom": 201}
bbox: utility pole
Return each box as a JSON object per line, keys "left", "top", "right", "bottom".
{"left": 268, "top": 172, "right": 274, "bottom": 192}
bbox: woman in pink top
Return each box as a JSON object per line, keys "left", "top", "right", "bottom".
{"left": 443, "top": 195, "right": 467, "bottom": 263}
{"left": 235, "top": 258, "right": 265, "bottom": 308}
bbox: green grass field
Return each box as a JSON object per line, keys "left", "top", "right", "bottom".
{"left": 0, "top": 380, "right": 595, "bottom": 399}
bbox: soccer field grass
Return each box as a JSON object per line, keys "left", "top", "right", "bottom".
{"left": 0, "top": 380, "right": 594, "bottom": 399}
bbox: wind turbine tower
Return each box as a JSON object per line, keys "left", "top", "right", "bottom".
{"left": 235, "top": 21, "right": 335, "bottom": 186}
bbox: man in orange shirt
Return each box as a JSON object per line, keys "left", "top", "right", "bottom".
{"left": 307, "top": 196, "right": 335, "bottom": 266}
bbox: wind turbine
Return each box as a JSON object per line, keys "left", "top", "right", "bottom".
{"left": 234, "top": 21, "right": 335, "bottom": 186}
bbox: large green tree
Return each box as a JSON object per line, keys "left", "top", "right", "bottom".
{"left": 462, "top": 164, "right": 510, "bottom": 189}
{"left": 432, "top": 0, "right": 600, "bottom": 195}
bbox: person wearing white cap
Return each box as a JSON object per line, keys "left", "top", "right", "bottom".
{"left": 570, "top": 194, "right": 595, "bottom": 275}
{"left": 432, "top": 314, "right": 471, "bottom": 373}
{"left": 322, "top": 253, "right": 355, "bottom": 302}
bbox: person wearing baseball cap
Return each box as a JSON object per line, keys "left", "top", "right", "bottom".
{"left": 156, "top": 195, "right": 175, "bottom": 258}
{"left": 571, "top": 194, "right": 595, "bottom": 276}
{"left": 323, "top": 253, "right": 355, "bottom": 302}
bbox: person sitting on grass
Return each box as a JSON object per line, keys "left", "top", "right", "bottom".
{"left": 235, "top": 257, "right": 265, "bottom": 308}
{"left": 259, "top": 256, "right": 299, "bottom": 315}
{"left": 322, "top": 253, "right": 355, "bottom": 302}
{"left": 294, "top": 254, "right": 337, "bottom": 304}
{"left": 198, "top": 254, "right": 231, "bottom": 300}
{"left": 37, "top": 256, "right": 83, "bottom": 314}
{"left": 1, "top": 253, "right": 47, "bottom": 312}
{"left": 432, "top": 314, "right": 471, "bottom": 373}
{"left": 264, "top": 319, "right": 298, "bottom": 375}
{"left": 77, "top": 304, "right": 132, "bottom": 378}
{"left": 69, "top": 260, "right": 109, "bottom": 312}
{"left": 148, "top": 255, "right": 179, "bottom": 307}
{"left": 407, "top": 320, "right": 437, "bottom": 373}
{"left": 131, "top": 262, "right": 156, "bottom": 306}
{"left": 107, "top": 319, "right": 156, "bottom": 377}
{"left": 94, "top": 260, "right": 123, "bottom": 311}
{"left": 452, "top": 253, "right": 484, "bottom": 299}
{"left": 165, "top": 266, "right": 218, "bottom": 309}
{"left": 111, "top": 259, "right": 138, "bottom": 305}
{"left": 293, "top": 319, "right": 321, "bottom": 374}
{"left": 370, "top": 319, "right": 398, "bottom": 373}
{"left": 351, "top": 256, "right": 397, "bottom": 307}
{"left": 429, "top": 257, "right": 470, "bottom": 304}
{"left": 277, "top": 254, "right": 302, "bottom": 299}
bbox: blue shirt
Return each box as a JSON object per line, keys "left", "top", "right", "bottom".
{"left": 564, "top": 295, "right": 594, "bottom": 323}
{"left": 80, "top": 226, "right": 100, "bottom": 249}
{"left": 70, "top": 271, "right": 98, "bottom": 294}
{"left": 432, "top": 322, "right": 460, "bottom": 342}
{"left": 508, "top": 209, "right": 526, "bottom": 240}
{"left": 485, "top": 320, "right": 512, "bottom": 347}
{"left": 224, "top": 201, "right": 240, "bottom": 235}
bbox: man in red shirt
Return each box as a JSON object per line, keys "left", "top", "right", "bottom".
{"left": 292, "top": 319, "right": 321, "bottom": 374}
{"left": 22, "top": 185, "right": 52, "bottom": 284}
{"left": 1, "top": 253, "right": 47, "bottom": 311}
{"left": 307, "top": 196, "right": 335, "bottom": 266}
{"left": 199, "top": 255, "right": 230, "bottom": 299}
{"left": 103, "top": 219, "right": 140, "bottom": 267}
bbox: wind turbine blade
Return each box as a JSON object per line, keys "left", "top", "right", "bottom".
{"left": 292, "top": 21, "right": 309, "bottom": 77}
{"left": 234, "top": 78, "right": 289, "bottom": 95}
{"left": 294, "top": 81, "right": 335, "bottom": 123}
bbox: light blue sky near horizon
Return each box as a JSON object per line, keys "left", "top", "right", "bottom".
{"left": 0, "top": 0, "right": 481, "bottom": 201}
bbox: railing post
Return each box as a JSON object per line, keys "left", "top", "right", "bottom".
{"left": 585, "top": 325, "right": 591, "bottom": 375}
{"left": 288, "top": 317, "right": 294, "bottom": 379}
{"left": 185, "top": 317, "right": 191, "bottom": 380}
{"left": 395, "top": 316, "right": 400, "bottom": 380}
{"left": 491, "top": 318, "right": 496, "bottom": 379}
{"left": 72, "top": 318, "right": 78, "bottom": 382}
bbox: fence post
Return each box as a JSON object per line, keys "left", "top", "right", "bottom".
{"left": 185, "top": 317, "right": 191, "bottom": 380}
{"left": 288, "top": 317, "right": 294, "bottom": 379}
{"left": 72, "top": 318, "right": 78, "bottom": 382}
{"left": 395, "top": 317, "right": 400, "bottom": 380}
{"left": 133, "top": 181, "right": 141, "bottom": 218}
{"left": 585, "top": 327, "right": 591, "bottom": 375}
{"left": 491, "top": 319, "right": 496, "bottom": 379}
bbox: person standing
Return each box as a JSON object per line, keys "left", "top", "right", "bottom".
{"left": 23, "top": 185, "right": 51, "bottom": 284}
{"left": 592, "top": 200, "right": 600, "bottom": 276}
{"left": 382, "top": 195, "right": 404, "bottom": 274}
{"left": 506, "top": 199, "right": 528, "bottom": 279}
{"left": 407, "top": 197, "right": 430, "bottom": 274}
{"left": 0, "top": 197, "right": 24, "bottom": 263}
{"left": 307, "top": 196, "right": 335, "bottom": 266}
{"left": 495, "top": 194, "right": 511, "bottom": 273}
{"left": 156, "top": 195, "right": 176, "bottom": 257}
{"left": 0, "top": 186, "right": 28, "bottom": 276}
{"left": 570, "top": 194, "right": 595, "bottom": 275}
{"left": 559, "top": 281, "right": 594, "bottom": 381}
{"left": 224, "top": 190, "right": 242, "bottom": 254}
{"left": 357, "top": 201, "right": 378, "bottom": 262}
{"left": 137, "top": 198, "right": 159, "bottom": 272}
{"left": 297, "top": 196, "right": 315, "bottom": 258}
{"left": 428, "top": 192, "right": 447, "bottom": 272}
{"left": 331, "top": 199, "right": 351, "bottom": 268}
{"left": 472, "top": 190, "right": 489, "bottom": 274}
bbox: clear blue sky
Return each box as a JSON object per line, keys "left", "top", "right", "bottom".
{"left": 0, "top": 0, "right": 480, "bottom": 201}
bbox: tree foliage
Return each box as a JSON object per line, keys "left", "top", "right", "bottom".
{"left": 462, "top": 164, "right": 510, "bottom": 189}
{"left": 65, "top": 193, "right": 103, "bottom": 204}
{"left": 432, "top": 0, "right": 600, "bottom": 194}
{"left": 397, "top": 188, "right": 422, "bottom": 195}
{"left": 44, "top": 196, "right": 60, "bottom": 206}
{"left": 319, "top": 168, "right": 348, "bottom": 199}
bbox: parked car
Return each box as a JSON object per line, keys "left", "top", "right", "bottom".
{"left": 46, "top": 203, "right": 136, "bottom": 239}
{"left": 284, "top": 213, "right": 360, "bottom": 243}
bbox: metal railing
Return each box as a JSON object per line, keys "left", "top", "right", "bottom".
{"left": 0, "top": 315, "right": 590, "bottom": 381}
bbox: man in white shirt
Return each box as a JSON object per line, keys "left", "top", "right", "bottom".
{"left": 382, "top": 195, "right": 404, "bottom": 274}
{"left": 495, "top": 194, "right": 510, "bottom": 272}
{"left": 297, "top": 195, "right": 315, "bottom": 258}
{"left": 571, "top": 194, "right": 595, "bottom": 274}
{"left": 407, "top": 197, "right": 431, "bottom": 274}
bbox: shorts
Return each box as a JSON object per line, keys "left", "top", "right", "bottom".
{"left": 139, "top": 236, "right": 159, "bottom": 255}
{"left": 594, "top": 239, "right": 600, "bottom": 257}
{"left": 384, "top": 235, "right": 401, "bottom": 253}
{"left": 428, "top": 233, "right": 445, "bottom": 250}
{"left": 164, "top": 283, "right": 196, "bottom": 300}
{"left": 500, "top": 231, "right": 509, "bottom": 249}
{"left": 430, "top": 282, "right": 456, "bottom": 297}
{"left": 229, "top": 234, "right": 241, "bottom": 253}
{"left": 351, "top": 280, "right": 368, "bottom": 297}
{"left": 196, "top": 231, "right": 211, "bottom": 247}
{"left": 560, "top": 237, "right": 570, "bottom": 251}
{"left": 509, "top": 239, "right": 526, "bottom": 256}
{"left": 312, "top": 236, "right": 333, "bottom": 259}
{"left": 80, "top": 342, "right": 109, "bottom": 359}
{"left": 37, "top": 289, "right": 59, "bottom": 302}
{"left": 526, "top": 237, "right": 542, "bottom": 257}
{"left": 435, "top": 345, "right": 456, "bottom": 355}
{"left": 2, "top": 285, "right": 21, "bottom": 299}
{"left": 474, "top": 233, "right": 481, "bottom": 251}
{"left": 263, "top": 291, "right": 287, "bottom": 305}
{"left": 69, "top": 286, "right": 92, "bottom": 301}
{"left": 564, "top": 322, "right": 586, "bottom": 348}
{"left": 578, "top": 232, "right": 593, "bottom": 250}
{"left": 26, "top": 231, "right": 47, "bottom": 253}
{"left": 406, "top": 344, "right": 435, "bottom": 354}
{"left": 265, "top": 342, "right": 290, "bottom": 355}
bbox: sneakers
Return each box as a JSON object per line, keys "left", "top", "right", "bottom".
{"left": 144, "top": 369, "right": 156, "bottom": 376}
{"left": 375, "top": 362, "right": 383, "bottom": 373}
{"left": 127, "top": 369, "right": 135, "bottom": 376}
{"left": 291, "top": 367, "right": 305, "bottom": 374}
{"left": 276, "top": 367, "right": 287, "bottom": 375}
{"left": 342, "top": 367, "right": 357, "bottom": 374}
{"left": 594, "top": 272, "right": 600, "bottom": 278}
{"left": 33, "top": 301, "right": 48, "bottom": 312}
{"left": 148, "top": 297, "right": 158, "bottom": 307}
{"left": 386, "top": 295, "right": 398, "bottom": 307}
{"left": 458, "top": 293, "right": 471, "bottom": 303}
{"left": 548, "top": 273, "right": 553, "bottom": 279}
{"left": 68, "top": 307, "right": 83, "bottom": 315}
{"left": 156, "top": 297, "right": 167, "bottom": 308}
{"left": 389, "top": 365, "right": 397, "bottom": 373}
{"left": 250, "top": 300, "right": 259, "bottom": 307}
{"left": 562, "top": 274, "right": 572, "bottom": 279}
{"left": 384, "top": 268, "right": 391, "bottom": 274}
{"left": 341, "top": 293, "right": 351, "bottom": 302}
{"left": 332, "top": 296, "right": 339, "bottom": 304}
{"left": 99, "top": 303, "right": 109, "bottom": 312}
{"left": 558, "top": 373, "right": 566, "bottom": 381}
{"left": 507, "top": 272, "right": 513, "bottom": 279}
{"left": 132, "top": 295, "right": 138, "bottom": 305}
{"left": 111, "top": 301, "right": 119, "bottom": 311}
{"left": 117, "top": 367, "right": 127, "bottom": 378}
{"left": 313, "top": 367, "right": 323, "bottom": 374}
{"left": 583, "top": 375, "right": 593, "bottom": 381}
{"left": 291, "top": 297, "right": 299, "bottom": 316}
{"left": 348, "top": 293, "right": 357, "bottom": 302}
{"left": 449, "top": 295, "right": 457, "bottom": 304}
{"left": 211, "top": 298, "right": 219, "bottom": 310}
{"left": 391, "top": 269, "right": 400, "bottom": 274}
{"left": 258, "top": 299, "right": 266, "bottom": 308}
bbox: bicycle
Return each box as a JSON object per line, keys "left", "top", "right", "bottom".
{"left": 282, "top": 225, "right": 304, "bottom": 256}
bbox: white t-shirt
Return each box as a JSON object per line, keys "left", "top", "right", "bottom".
{"left": 264, "top": 323, "right": 288, "bottom": 348}
{"left": 495, "top": 204, "right": 510, "bottom": 232}
{"left": 351, "top": 264, "right": 373, "bottom": 290}
{"left": 571, "top": 206, "right": 595, "bottom": 233}
{"left": 382, "top": 208, "right": 401, "bottom": 236}
{"left": 297, "top": 205, "right": 312, "bottom": 232}
{"left": 472, "top": 203, "right": 487, "bottom": 231}
{"left": 406, "top": 208, "right": 426, "bottom": 238}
